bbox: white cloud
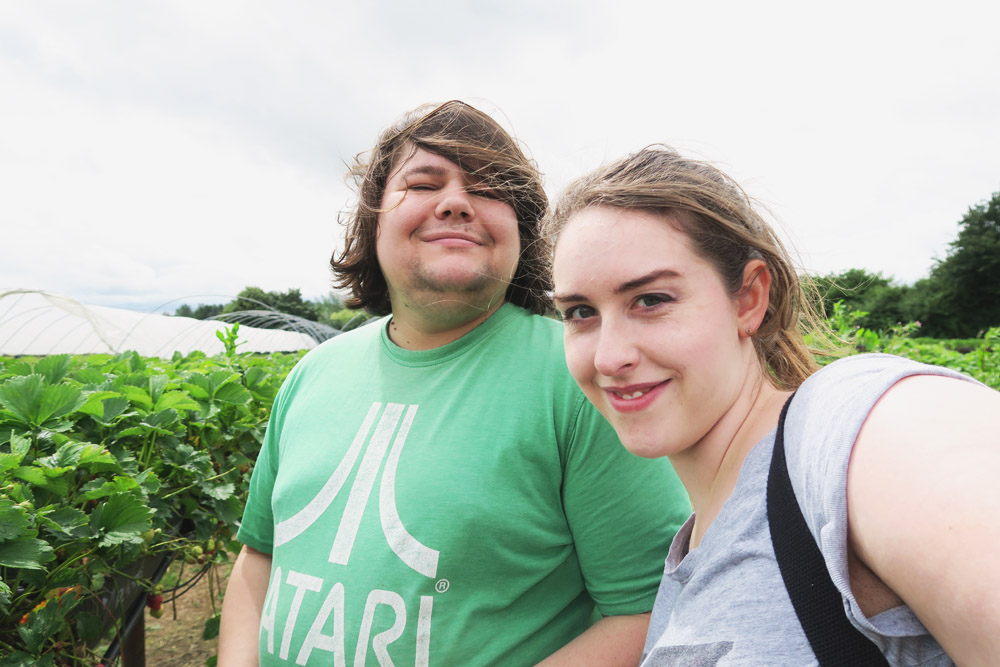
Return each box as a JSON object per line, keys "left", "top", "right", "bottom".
{"left": 1, "top": 0, "right": 998, "bottom": 313}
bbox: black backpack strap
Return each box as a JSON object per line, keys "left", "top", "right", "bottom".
{"left": 767, "top": 393, "right": 890, "bottom": 666}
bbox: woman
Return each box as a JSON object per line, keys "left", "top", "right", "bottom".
{"left": 544, "top": 145, "right": 1000, "bottom": 666}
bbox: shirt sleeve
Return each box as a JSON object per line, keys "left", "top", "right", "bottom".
{"left": 785, "top": 353, "right": 981, "bottom": 638}
{"left": 561, "top": 394, "right": 690, "bottom": 616}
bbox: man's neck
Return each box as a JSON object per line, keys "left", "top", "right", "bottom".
{"left": 386, "top": 299, "right": 506, "bottom": 351}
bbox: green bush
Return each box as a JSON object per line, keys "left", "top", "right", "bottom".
{"left": 0, "top": 329, "right": 301, "bottom": 665}
{"left": 819, "top": 301, "right": 999, "bottom": 389}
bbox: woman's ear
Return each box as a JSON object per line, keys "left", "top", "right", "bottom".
{"left": 737, "top": 259, "right": 771, "bottom": 337}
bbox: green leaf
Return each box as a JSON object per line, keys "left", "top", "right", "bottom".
{"left": 135, "top": 468, "right": 162, "bottom": 495}
{"left": 212, "top": 495, "right": 243, "bottom": 526}
{"left": 33, "top": 355, "right": 71, "bottom": 385}
{"left": 155, "top": 390, "right": 200, "bottom": 412}
{"left": 199, "top": 481, "right": 235, "bottom": 501}
{"left": 0, "top": 498, "right": 31, "bottom": 540}
{"left": 143, "top": 408, "right": 180, "bottom": 432}
{"left": 17, "top": 586, "right": 82, "bottom": 654}
{"left": 80, "top": 475, "right": 141, "bottom": 501}
{"left": 0, "top": 537, "right": 55, "bottom": 569}
{"left": 37, "top": 383, "right": 85, "bottom": 423}
{"left": 3, "top": 359, "right": 32, "bottom": 376}
{"left": 75, "top": 610, "right": 104, "bottom": 645}
{"left": 0, "top": 652, "right": 45, "bottom": 667}
{"left": 89, "top": 492, "right": 152, "bottom": 547}
{"left": 10, "top": 465, "right": 70, "bottom": 494}
{"left": 114, "top": 350, "right": 146, "bottom": 373}
{"left": 10, "top": 466, "right": 47, "bottom": 486}
{"left": 202, "top": 612, "right": 221, "bottom": 640}
{"left": 148, "top": 373, "right": 168, "bottom": 405}
{"left": 166, "top": 444, "right": 213, "bottom": 477}
{"left": 0, "top": 450, "right": 24, "bottom": 474}
{"left": 182, "top": 373, "right": 211, "bottom": 400}
{"left": 71, "top": 366, "right": 107, "bottom": 385}
{"left": 214, "top": 381, "right": 252, "bottom": 406}
{"left": 78, "top": 393, "right": 131, "bottom": 425}
{"left": 9, "top": 432, "right": 31, "bottom": 457}
{"left": 0, "top": 579, "right": 11, "bottom": 615}
{"left": 0, "top": 375, "right": 43, "bottom": 423}
{"left": 122, "top": 384, "right": 153, "bottom": 410}
{"left": 37, "top": 507, "right": 89, "bottom": 538}
{"left": 79, "top": 442, "right": 122, "bottom": 471}
{"left": 0, "top": 375, "right": 85, "bottom": 429}
{"left": 50, "top": 441, "right": 120, "bottom": 472}
{"left": 244, "top": 365, "right": 266, "bottom": 389}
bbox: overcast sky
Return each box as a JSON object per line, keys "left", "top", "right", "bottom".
{"left": 2, "top": 1, "right": 998, "bottom": 313}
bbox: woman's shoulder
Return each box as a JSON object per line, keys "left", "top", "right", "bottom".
{"left": 805, "top": 352, "right": 970, "bottom": 387}
{"left": 792, "top": 353, "right": 978, "bottom": 423}
{"left": 786, "top": 353, "right": 980, "bottom": 475}
{"left": 841, "top": 362, "right": 1000, "bottom": 663}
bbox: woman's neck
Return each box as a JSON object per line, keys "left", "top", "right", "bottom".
{"left": 670, "top": 372, "right": 792, "bottom": 550}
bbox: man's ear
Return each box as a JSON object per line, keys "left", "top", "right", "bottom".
{"left": 737, "top": 259, "right": 771, "bottom": 337}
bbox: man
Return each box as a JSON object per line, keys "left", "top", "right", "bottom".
{"left": 219, "top": 101, "right": 689, "bottom": 666}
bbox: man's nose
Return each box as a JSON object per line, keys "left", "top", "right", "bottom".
{"left": 435, "top": 187, "right": 475, "bottom": 220}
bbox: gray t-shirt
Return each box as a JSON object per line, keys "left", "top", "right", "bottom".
{"left": 642, "top": 353, "right": 976, "bottom": 666}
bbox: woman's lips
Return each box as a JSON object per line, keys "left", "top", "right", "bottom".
{"left": 602, "top": 380, "right": 670, "bottom": 413}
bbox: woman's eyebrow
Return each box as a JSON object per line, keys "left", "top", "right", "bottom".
{"left": 616, "top": 268, "right": 681, "bottom": 294}
{"left": 553, "top": 269, "right": 681, "bottom": 304}
{"left": 552, "top": 291, "right": 585, "bottom": 304}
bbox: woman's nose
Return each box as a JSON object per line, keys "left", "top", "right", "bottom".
{"left": 593, "top": 321, "right": 639, "bottom": 377}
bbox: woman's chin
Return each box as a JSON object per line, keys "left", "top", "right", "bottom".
{"left": 620, "top": 436, "right": 669, "bottom": 459}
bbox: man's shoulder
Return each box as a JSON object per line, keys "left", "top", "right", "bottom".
{"left": 492, "top": 305, "right": 562, "bottom": 343}
{"left": 295, "top": 317, "right": 385, "bottom": 368}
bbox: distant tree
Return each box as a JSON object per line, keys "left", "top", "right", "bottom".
{"left": 812, "top": 268, "right": 890, "bottom": 311}
{"left": 918, "top": 191, "right": 1000, "bottom": 338}
{"left": 311, "top": 292, "right": 346, "bottom": 322}
{"left": 810, "top": 268, "right": 912, "bottom": 332}
{"left": 193, "top": 303, "right": 225, "bottom": 319}
{"left": 311, "top": 291, "right": 373, "bottom": 331}
{"left": 222, "top": 287, "right": 319, "bottom": 321}
{"left": 173, "top": 302, "right": 224, "bottom": 319}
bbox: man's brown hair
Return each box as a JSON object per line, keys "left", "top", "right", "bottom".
{"left": 330, "top": 100, "right": 550, "bottom": 316}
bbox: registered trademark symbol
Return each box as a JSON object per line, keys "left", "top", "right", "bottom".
{"left": 435, "top": 579, "right": 450, "bottom": 593}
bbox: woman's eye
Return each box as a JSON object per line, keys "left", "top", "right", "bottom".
{"left": 408, "top": 183, "right": 436, "bottom": 191}
{"left": 561, "top": 305, "right": 597, "bottom": 321}
{"left": 635, "top": 294, "right": 673, "bottom": 309}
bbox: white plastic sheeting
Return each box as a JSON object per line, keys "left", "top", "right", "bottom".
{"left": 0, "top": 290, "right": 318, "bottom": 357}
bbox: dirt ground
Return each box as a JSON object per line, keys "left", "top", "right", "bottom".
{"left": 140, "top": 562, "right": 229, "bottom": 667}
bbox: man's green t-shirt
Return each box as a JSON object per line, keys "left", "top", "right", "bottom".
{"left": 238, "top": 304, "right": 689, "bottom": 665}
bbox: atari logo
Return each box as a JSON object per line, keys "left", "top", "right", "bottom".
{"left": 272, "top": 402, "right": 439, "bottom": 578}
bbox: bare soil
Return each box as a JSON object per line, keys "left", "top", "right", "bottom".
{"left": 141, "top": 563, "right": 229, "bottom": 667}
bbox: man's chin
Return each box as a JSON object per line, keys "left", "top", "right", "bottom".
{"left": 411, "top": 269, "right": 508, "bottom": 296}
{"left": 405, "top": 278, "right": 508, "bottom": 311}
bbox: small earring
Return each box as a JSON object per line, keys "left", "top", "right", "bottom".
{"left": 744, "top": 325, "right": 753, "bottom": 337}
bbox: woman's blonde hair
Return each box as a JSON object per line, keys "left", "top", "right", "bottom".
{"left": 544, "top": 145, "right": 836, "bottom": 390}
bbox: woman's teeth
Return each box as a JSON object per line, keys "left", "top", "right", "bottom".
{"left": 619, "top": 390, "right": 646, "bottom": 400}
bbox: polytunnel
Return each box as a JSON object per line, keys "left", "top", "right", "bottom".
{"left": 0, "top": 289, "right": 339, "bottom": 357}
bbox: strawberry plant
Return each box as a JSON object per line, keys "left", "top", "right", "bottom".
{"left": 0, "top": 334, "right": 301, "bottom": 665}
{"left": 818, "top": 301, "right": 1000, "bottom": 389}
